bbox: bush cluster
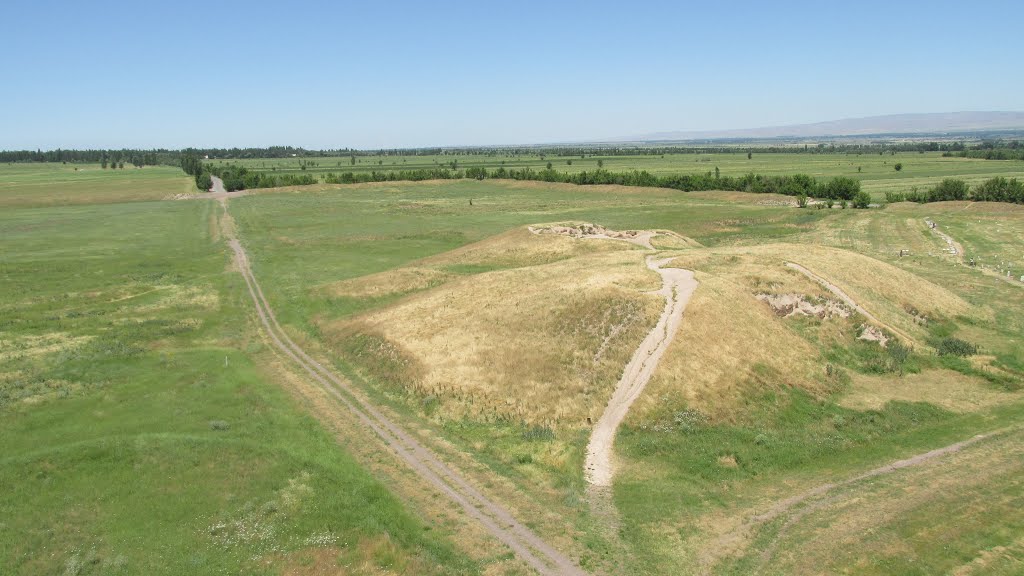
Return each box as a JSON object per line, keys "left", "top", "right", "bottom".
{"left": 936, "top": 337, "right": 978, "bottom": 357}
{"left": 886, "top": 177, "right": 1024, "bottom": 204}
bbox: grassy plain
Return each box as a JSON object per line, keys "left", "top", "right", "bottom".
{"left": 211, "top": 151, "right": 1024, "bottom": 200}
{"left": 229, "top": 178, "right": 1024, "bottom": 574}
{"left": 0, "top": 162, "right": 193, "bottom": 207}
{"left": 0, "top": 169, "right": 472, "bottom": 574}
{"left": 6, "top": 160, "right": 1023, "bottom": 575}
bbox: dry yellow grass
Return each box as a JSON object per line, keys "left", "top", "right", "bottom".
{"left": 840, "top": 369, "right": 1020, "bottom": 412}
{"left": 630, "top": 240, "right": 978, "bottom": 422}
{"left": 419, "top": 225, "right": 634, "bottom": 270}
{"left": 0, "top": 332, "right": 94, "bottom": 362}
{"left": 323, "top": 244, "right": 663, "bottom": 427}
{"left": 781, "top": 244, "right": 974, "bottom": 339}
{"left": 698, "top": 243, "right": 974, "bottom": 340}
{"left": 631, "top": 262, "right": 822, "bottom": 424}
{"left": 317, "top": 267, "right": 453, "bottom": 299}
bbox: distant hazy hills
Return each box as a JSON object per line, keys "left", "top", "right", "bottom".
{"left": 618, "top": 112, "right": 1024, "bottom": 142}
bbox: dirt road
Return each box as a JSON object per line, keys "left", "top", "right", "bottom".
{"left": 584, "top": 249, "right": 697, "bottom": 487}
{"left": 926, "top": 218, "right": 1023, "bottom": 289}
{"left": 216, "top": 191, "right": 585, "bottom": 576}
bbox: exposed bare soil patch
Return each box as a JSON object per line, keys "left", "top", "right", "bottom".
{"left": 755, "top": 293, "right": 850, "bottom": 319}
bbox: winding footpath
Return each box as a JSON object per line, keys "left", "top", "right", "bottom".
{"left": 211, "top": 177, "right": 585, "bottom": 576}
{"left": 573, "top": 231, "right": 698, "bottom": 487}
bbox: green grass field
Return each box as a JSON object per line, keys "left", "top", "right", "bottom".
{"left": 0, "top": 162, "right": 195, "bottom": 207}
{"left": 0, "top": 169, "right": 473, "bottom": 575}
{"left": 210, "top": 151, "right": 1024, "bottom": 200}
{"left": 5, "top": 162, "right": 1023, "bottom": 575}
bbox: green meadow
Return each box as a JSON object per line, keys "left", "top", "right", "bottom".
{"left": 0, "top": 170, "right": 473, "bottom": 575}
{"left": 4, "top": 160, "right": 1024, "bottom": 575}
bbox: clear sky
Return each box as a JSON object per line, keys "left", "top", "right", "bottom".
{"left": 2, "top": 0, "right": 1021, "bottom": 150}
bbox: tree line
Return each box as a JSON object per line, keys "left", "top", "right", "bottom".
{"left": 208, "top": 162, "right": 870, "bottom": 205}
{"left": 0, "top": 148, "right": 173, "bottom": 166}
{"left": 885, "top": 177, "right": 1024, "bottom": 204}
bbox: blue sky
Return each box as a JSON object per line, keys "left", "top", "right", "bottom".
{"left": 2, "top": 0, "right": 1021, "bottom": 149}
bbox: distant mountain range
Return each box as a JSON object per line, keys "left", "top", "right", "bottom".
{"left": 615, "top": 111, "right": 1024, "bottom": 142}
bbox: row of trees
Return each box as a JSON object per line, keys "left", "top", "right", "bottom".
{"left": 207, "top": 164, "right": 316, "bottom": 191}
{"left": 0, "top": 148, "right": 172, "bottom": 166}
{"left": 218, "top": 162, "right": 868, "bottom": 204}
{"left": 4, "top": 140, "right": 1020, "bottom": 165}
{"left": 885, "top": 177, "right": 1024, "bottom": 204}
{"left": 179, "top": 152, "right": 212, "bottom": 190}
{"left": 174, "top": 141, "right": 997, "bottom": 160}
{"left": 943, "top": 148, "right": 1024, "bottom": 161}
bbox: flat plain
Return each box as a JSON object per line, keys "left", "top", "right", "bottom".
{"left": 0, "top": 167, "right": 476, "bottom": 575}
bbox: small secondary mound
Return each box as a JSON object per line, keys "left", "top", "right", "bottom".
{"left": 756, "top": 293, "right": 851, "bottom": 319}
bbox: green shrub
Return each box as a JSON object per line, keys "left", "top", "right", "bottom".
{"left": 937, "top": 337, "right": 977, "bottom": 357}
{"left": 852, "top": 190, "right": 872, "bottom": 209}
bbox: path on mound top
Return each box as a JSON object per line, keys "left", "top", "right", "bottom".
{"left": 211, "top": 177, "right": 585, "bottom": 576}
{"left": 586, "top": 254, "right": 697, "bottom": 486}
{"left": 530, "top": 225, "right": 699, "bottom": 487}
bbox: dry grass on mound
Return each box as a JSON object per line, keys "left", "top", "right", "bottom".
{"left": 780, "top": 244, "right": 974, "bottom": 338}
{"left": 323, "top": 249, "right": 663, "bottom": 426}
{"left": 419, "top": 226, "right": 637, "bottom": 270}
{"left": 631, "top": 265, "right": 823, "bottom": 424}
{"left": 695, "top": 243, "right": 973, "bottom": 341}
{"left": 317, "top": 267, "right": 453, "bottom": 299}
{"left": 630, "top": 242, "right": 974, "bottom": 422}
